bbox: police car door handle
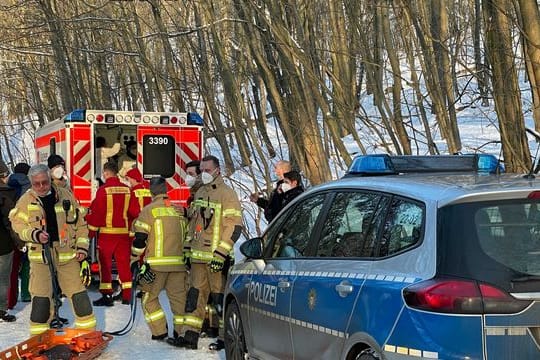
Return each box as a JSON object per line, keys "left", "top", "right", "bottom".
{"left": 335, "top": 281, "right": 353, "bottom": 297}
{"left": 278, "top": 281, "right": 291, "bottom": 290}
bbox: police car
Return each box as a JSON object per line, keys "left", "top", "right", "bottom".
{"left": 223, "top": 154, "right": 540, "bottom": 360}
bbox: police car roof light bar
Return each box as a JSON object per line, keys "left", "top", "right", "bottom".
{"left": 346, "top": 154, "right": 503, "bottom": 177}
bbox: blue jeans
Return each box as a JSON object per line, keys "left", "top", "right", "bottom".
{"left": 0, "top": 251, "right": 13, "bottom": 311}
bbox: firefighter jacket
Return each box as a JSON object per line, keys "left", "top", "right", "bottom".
{"left": 186, "top": 175, "right": 242, "bottom": 263}
{"left": 86, "top": 176, "right": 130, "bottom": 236}
{"left": 131, "top": 194, "right": 187, "bottom": 272}
{"left": 9, "top": 185, "right": 89, "bottom": 264}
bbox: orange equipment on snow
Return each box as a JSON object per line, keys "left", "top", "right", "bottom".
{"left": 0, "top": 328, "right": 112, "bottom": 360}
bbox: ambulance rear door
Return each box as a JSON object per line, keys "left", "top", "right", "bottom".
{"left": 137, "top": 125, "right": 202, "bottom": 206}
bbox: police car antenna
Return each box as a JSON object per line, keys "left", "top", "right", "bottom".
{"left": 525, "top": 128, "right": 540, "bottom": 179}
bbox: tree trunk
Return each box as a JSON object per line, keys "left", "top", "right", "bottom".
{"left": 483, "top": 0, "right": 531, "bottom": 172}
{"left": 517, "top": 0, "right": 540, "bottom": 131}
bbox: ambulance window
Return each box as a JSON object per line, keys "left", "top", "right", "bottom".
{"left": 142, "top": 135, "right": 175, "bottom": 178}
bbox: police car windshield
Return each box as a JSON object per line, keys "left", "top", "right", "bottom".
{"left": 438, "top": 199, "right": 540, "bottom": 292}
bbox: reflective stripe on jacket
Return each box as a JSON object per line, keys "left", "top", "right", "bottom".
{"left": 132, "top": 194, "right": 188, "bottom": 272}
{"left": 86, "top": 177, "right": 130, "bottom": 235}
{"left": 186, "top": 176, "right": 242, "bottom": 263}
{"left": 9, "top": 185, "right": 89, "bottom": 263}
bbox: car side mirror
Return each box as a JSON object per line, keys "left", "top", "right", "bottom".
{"left": 240, "top": 237, "right": 264, "bottom": 259}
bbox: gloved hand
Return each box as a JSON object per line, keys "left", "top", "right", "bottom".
{"left": 80, "top": 260, "right": 92, "bottom": 287}
{"left": 137, "top": 262, "right": 156, "bottom": 285}
{"left": 209, "top": 253, "right": 225, "bottom": 273}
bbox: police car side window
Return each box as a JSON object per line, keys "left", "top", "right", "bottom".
{"left": 267, "top": 194, "right": 326, "bottom": 258}
{"left": 378, "top": 197, "right": 424, "bottom": 257}
{"left": 316, "top": 191, "right": 387, "bottom": 258}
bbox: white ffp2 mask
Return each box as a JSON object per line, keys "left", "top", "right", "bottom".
{"left": 185, "top": 175, "right": 197, "bottom": 188}
{"left": 201, "top": 172, "right": 214, "bottom": 185}
{"left": 52, "top": 166, "right": 64, "bottom": 180}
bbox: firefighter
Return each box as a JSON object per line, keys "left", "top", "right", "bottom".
{"left": 130, "top": 176, "right": 189, "bottom": 341}
{"left": 9, "top": 164, "right": 96, "bottom": 335}
{"left": 183, "top": 160, "right": 216, "bottom": 338}
{"left": 47, "top": 154, "right": 70, "bottom": 190}
{"left": 168, "top": 155, "right": 242, "bottom": 350}
{"left": 86, "top": 161, "right": 132, "bottom": 306}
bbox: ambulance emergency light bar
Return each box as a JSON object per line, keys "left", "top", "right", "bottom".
{"left": 345, "top": 154, "right": 503, "bottom": 177}
{"left": 62, "top": 109, "right": 204, "bottom": 126}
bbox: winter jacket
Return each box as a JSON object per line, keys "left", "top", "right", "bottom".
{"left": 256, "top": 180, "right": 284, "bottom": 222}
{"left": 281, "top": 186, "right": 304, "bottom": 209}
{"left": 186, "top": 176, "right": 242, "bottom": 263}
{"left": 7, "top": 173, "right": 30, "bottom": 199}
{"left": 132, "top": 194, "right": 188, "bottom": 272}
{"left": 0, "top": 185, "right": 17, "bottom": 255}
{"left": 9, "top": 185, "right": 89, "bottom": 263}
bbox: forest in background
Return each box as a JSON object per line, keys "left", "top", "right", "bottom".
{"left": 1, "top": 0, "right": 540, "bottom": 186}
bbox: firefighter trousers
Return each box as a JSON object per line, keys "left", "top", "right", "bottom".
{"left": 29, "top": 247, "right": 96, "bottom": 335}
{"left": 97, "top": 234, "right": 132, "bottom": 301}
{"left": 140, "top": 270, "right": 188, "bottom": 337}
{"left": 184, "top": 262, "right": 224, "bottom": 334}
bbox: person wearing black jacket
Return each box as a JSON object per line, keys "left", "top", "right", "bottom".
{"left": 0, "top": 164, "right": 19, "bottom": 322}
{"left": 7, "top": 162, "right": 32, "bottom": 310}
{"left": 250, "top": 160, "right": 291, "bottom": 222}
{"left": 280, "top": 170, "right": 304, "bottom": 209}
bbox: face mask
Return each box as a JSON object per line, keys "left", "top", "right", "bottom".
{"left": 281, "top": 183, "right": 292, "bottom": 193}
{"left": 201, "top": 171, "right": 215, "bottom": 185}
{"left": 185, "top": 174, "right": 197, "bottom": 188}
{"left": 52, "top": 166, "right": 64, "bottom": 180}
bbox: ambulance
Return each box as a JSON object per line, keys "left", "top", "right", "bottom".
{"left": 34, "top": 109, "right": 204, "bottom": 207}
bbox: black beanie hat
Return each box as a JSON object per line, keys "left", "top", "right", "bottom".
{"left": 14, "top": 162, "right": 31, "bottom": 175}
{"left": 47, "top": 154, "right": 65, "bottom": 169}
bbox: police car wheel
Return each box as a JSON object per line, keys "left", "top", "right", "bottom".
{"left": 224, "top": 301, "right": 247, "bottom": 360}
{"left": 354, "top": 347, "right": 380, "bottom": 360}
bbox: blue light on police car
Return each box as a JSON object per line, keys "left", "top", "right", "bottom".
{"left": 477, "top": 154, "right": 504, "bottom": 174}
{"left": 63, "top": 109, "right": 85, "bottom": 122}
{"left": 348, "top": 154, "right": 396, "bottom": 175}
{"left": 187, "top": 112, "right": 204, "bottom": 126}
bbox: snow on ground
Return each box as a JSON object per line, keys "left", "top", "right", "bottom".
{"left": 1, "top": 287, "right": 224, "bottom": 360}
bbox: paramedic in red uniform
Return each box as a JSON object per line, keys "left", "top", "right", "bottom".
{"left": 126, "top": 168, "right": 152, "bottom": 221}
{"left": 86, "top": 161, "right": 132, "bottom": 306}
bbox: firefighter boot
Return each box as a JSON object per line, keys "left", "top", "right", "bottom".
{"left": 167, "top": 330, "right": 199, "bottom": 350}
{"left": 151, "top": 333, "right": 168, "bottom": 341}
{"left": 92, "top": 294, "right": 114, "bottom": 307}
